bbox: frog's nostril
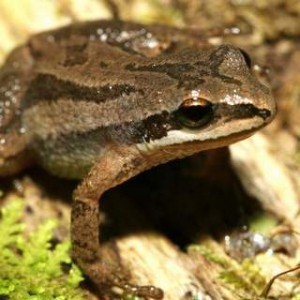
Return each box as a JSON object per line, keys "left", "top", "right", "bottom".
{"left": 257, "top": 108, "right": 271, "bottom": 120}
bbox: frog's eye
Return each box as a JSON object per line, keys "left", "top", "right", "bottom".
{"left": 175, "top": 98, "right": 214, "bottom": 129}
{"left": 239, "top": 48, "right": 252, "bottom": 69}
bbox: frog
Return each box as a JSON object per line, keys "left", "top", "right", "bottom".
{"left": 0, "top": 20, "right": 276, "bottom": 299}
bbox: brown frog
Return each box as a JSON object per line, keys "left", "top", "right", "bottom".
{"left": 0, "top": 20, "right": 275, "bottom": 298}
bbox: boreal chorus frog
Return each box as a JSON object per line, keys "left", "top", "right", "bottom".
{"left": 0, "top": 20, "right": 275, "bottom": 299}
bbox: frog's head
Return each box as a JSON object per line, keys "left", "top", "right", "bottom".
{"left": 135, "top": 45, "right": 276, "bottom": 157}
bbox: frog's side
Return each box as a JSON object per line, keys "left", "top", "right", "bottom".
{"left": 0, "top": 20, "right": 275, "bottom": 298}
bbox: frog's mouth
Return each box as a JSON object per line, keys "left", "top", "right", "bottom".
{"left": 135, "top": 124, "right": 256, "bottom": 164}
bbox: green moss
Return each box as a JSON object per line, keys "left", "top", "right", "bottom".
{"left": 247, "top": 214, "right": 277, "bottom": 234}
{"left": 0, "top": 198, "right": 85, "bottom": 300}
{"left": 189, "top": 244, "right": 300, "bottom": 299}
{"left": 189, "top": 245, "right": 266, "bottom": 299}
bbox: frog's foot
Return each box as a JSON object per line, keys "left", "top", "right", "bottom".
{"left": 111, "top": 277, "right": 164, "bottom": 299}
{"left": 79, "top": 257, "right": 164, "bottom": 299}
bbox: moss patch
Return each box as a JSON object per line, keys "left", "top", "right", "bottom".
{"left": 0, "top": 198, "right": 85, "bottom": 300}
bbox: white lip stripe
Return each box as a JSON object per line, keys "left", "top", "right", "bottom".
{"left": 136, "top": 118, "right": 263, "bottom": 153}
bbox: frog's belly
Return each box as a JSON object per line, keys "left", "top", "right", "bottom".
{"left": 29, "top": 129, "right": 108, "bottom": 179}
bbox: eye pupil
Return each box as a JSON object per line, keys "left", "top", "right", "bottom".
{"left": 175, "top": 99, "right": 213, "bottom": 129}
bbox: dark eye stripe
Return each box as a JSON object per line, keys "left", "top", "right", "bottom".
{"left": 216, "top": 103, "right": 271, "bottom": 121}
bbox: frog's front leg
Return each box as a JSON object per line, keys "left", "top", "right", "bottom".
{"left": 71, "top": 146, "right": 164, "bottom": 299}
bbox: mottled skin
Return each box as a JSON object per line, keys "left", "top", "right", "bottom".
{"left": 0, "top": 20, "right": 275, "bottom": 298}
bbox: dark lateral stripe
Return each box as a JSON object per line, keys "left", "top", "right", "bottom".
{"left": 31, "top": 106, "right": 182, "bottom": 147}
{"left": 24, "top": 73, "right": 139, "bottom": 104}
